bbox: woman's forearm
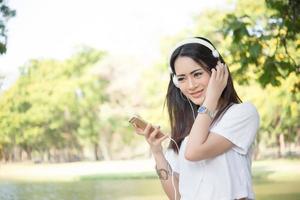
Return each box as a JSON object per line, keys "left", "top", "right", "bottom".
{"left": 153, "top": 151, "right": 180, "bottom": 200}
{"left": 185, "top": 100, "right": 217, "bottom": 160}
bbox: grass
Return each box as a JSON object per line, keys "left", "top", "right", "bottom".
{"left": 252, "top": 159, "right": 300, "bottom": 182}
{"left": 251, "top": 159, "right": 300, "bottom": 200}
{"left": 1, "top": 158, "right": 299, "bottom": 181}
{"left": 78, "top": 158, "right": 300, "bottom": 182}
{"left": 0, "top": 159, "right": 299, "bottom": 200}
{"left": 79, "top": 171, "right": 156, "bottom": 180}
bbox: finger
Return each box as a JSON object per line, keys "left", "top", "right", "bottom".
{"left": 149, "top": 127, "right": 160, "bottom": 141}
{"left": 144, "top": 123, "right": 152, "bottom": 138}
{"left": 157, "top": 134, "right": 169, "bottom": 143}
{"left": 219, "top": 63, "right": 225, "bottom": 80}
{"left": 132, "top": 123, "right": 143, "bottom": 134}
{"left": 215, "top": 63, "right": 220, "bottom": 80}
{"left": 154, "top": 125, "right": 160, "bottom": 129}
{"left": 217, "top": 63, "right": 224, "bottom": 80}
{"left": 211, "top": 68, "right": 216, "bottom": 80}
{"left": 224, "top": 64, "right": 229, "bottom": 82}
{"left": 133, "top": 126, "right": 144, "bottom": 135}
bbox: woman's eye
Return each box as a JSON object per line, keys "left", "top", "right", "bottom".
{"left": 194, "top": 72, "right": 203, "bottom": 78}
{"left": 177, "top": 77, "right": 185, "bottom": 82}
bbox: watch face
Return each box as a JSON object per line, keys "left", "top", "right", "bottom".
{"left": 198, "top": 106, "right": 207, "bottom": 113}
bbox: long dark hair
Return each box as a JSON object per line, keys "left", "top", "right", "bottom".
{"left": 165, "top": 37, "right": 242, "bottom": 153}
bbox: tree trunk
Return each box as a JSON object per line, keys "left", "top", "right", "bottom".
{"left": 0, "top": 148, "right": 2, "bottom": 161}
{"left": 94, "top": 143, "right": 100, "bottom": 161}
{"left": 12, "top": 146, "right": 22, "bottom": 161}
{"left": 18, "top": 148, "right": 22, "bottom": 161}
{"left": 277, "top": 134, "right": 285, "bottom": 158}
{"left": 99, "top": 136, "right": 111, "bottom": 160}
{"left": 253, "top": 134, "right": 261, "bottom": 160}
{"left": 4, "top": 149, "right": 9, "bottom": 162}
{"left": 297, "top": 128, "right": 300, "bottom": 147}
{"left": 25, "top": 147, "right": 32, "bottom": 160}
{"left": 47, "top": 150, "right": 51, "bottom": 162}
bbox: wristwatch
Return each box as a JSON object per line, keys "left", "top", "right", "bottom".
{"left": 197, "top": 106, "right": 216, "bottom": 119}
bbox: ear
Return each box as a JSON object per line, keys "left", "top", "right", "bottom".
{"left": 172, "top": 75, "right": 179, "bottom": 88}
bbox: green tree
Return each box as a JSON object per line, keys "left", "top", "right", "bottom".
{"left": 222, "top": 0, "right": 300, "bottom": 92}
{"left": 0, "top": 47, "right": 148, "bottom": 162}
{"left": 220, "top": 0, "right": 300, "bottom": 157}
{"left": 75, "top": 75, "right": 109, "bottom": 160}
{"left": 0, "top": 48, "right": 107, "bottom": 162}
{"left": 235, "top": 73, "right": 300, "bottom": 158}
{"left": 0, "top": 0, "right": 16, "bottom": 54}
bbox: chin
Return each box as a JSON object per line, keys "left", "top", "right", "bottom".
{"left": 190, "top": 96, "right": 205, "bottom": 106}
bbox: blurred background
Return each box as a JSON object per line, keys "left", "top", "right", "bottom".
{"left": 0, "top": 0, "right": 299, "bottom": 199}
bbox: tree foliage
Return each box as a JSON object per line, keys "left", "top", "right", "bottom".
{"left": 0, "top": 47, "right": 148, "bottom": 162}
{"left": 222, "top": 0, "right": 300, "bottom": 92}
{"left": 0, "top": 48, "right": 109, "bottom": 161}
{"left": 0, "top": 0, "right": 16, "bottom": 54}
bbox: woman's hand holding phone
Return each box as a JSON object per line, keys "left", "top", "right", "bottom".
{"left": 130, "top": 116, "right": 168, "bottom": 154}
{"left": 143, "top": 123, "right": 169, "bottom": 154}
{"left": 129, "top": 116, "right": 165, "bottom": 138}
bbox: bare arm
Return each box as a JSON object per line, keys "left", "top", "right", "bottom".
{"left": 185, "top": 62, "right": 233, "bottom": 161}
{"left": 153, "top": 151, "right": 180, "bottom": 200}
{"left": 185, "top": 109, "right": 234, "bottom": 161}
{"left": 133, "top": 124, "right": 180, "bottom": 200}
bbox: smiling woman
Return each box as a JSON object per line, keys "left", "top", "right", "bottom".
{"left": 173, "top": 57, "right": 210, "bottom": 105}
{"left": 133, "top": 37, "right": 260, "bottom": 200}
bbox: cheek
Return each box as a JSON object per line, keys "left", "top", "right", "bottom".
{"left": 200, "top": 75, "right": 210, "bottom": 87}
{"left": 179, "top": 88, "right": 189, "bottom": 97}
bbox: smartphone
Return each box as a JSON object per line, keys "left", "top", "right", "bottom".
{"left": 129, "top": 115, "right": 165, "bottom": 138}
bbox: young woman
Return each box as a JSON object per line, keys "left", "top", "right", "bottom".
{"left": 134, "top": 37, "right": 259, "bottom": 200}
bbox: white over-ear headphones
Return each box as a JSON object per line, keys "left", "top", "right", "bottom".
{"left": 169, "top": 38, "right": 219, "bottom": 88}
{"left": 169, "top": 66, "right": 180, "bottom": 88}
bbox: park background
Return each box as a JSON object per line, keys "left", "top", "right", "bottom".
{"left": 0, "top": 0, "right": 299, "bottom": 199}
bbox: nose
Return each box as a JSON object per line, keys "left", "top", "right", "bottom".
{"left": 187, "top": 77, "right": 196, "bottom": 89}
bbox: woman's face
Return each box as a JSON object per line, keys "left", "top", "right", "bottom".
{"left": 174, "top": 56, "right": 210, "bottom": 106}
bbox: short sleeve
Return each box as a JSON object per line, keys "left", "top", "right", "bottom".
{"left": 210, "top": 102, "right": 260, "bottom": 155}
{"left": 164, "top": 149, "right": 180, "bottom": 173}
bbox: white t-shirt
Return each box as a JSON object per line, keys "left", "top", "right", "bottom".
{"left": 165, "top": 102, "right": 260, "bottom": 200}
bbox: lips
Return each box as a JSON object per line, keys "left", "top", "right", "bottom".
{"left": 189, "top": 89, "right": 204, "bottom": 98}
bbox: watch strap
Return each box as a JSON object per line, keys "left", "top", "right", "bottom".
{"left": 197, "top": 106, "right": 216, "bottom": 119}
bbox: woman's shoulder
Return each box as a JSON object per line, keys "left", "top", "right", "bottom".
{"left": 230, "top": 102, "right": 258, "bottom": 111}
{"left": 225, "top": 102, "right": 259, "bottom": 118}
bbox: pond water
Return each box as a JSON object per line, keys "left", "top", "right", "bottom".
{"left": 0, "top": 179, "right": 300, "bottom": 200}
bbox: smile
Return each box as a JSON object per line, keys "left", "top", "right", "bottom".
{"left": 189, "top": 89, "right": 204, "bottom": 98}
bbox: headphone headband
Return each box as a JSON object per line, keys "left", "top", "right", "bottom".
{"left": 171, "top": 38, "right": 217, "bottom": 55}
{"left": 169, "top": 38, "right": 219, "bottom": 75}
{"left": 168, "top": 37, "right": 219, "bottom": 88}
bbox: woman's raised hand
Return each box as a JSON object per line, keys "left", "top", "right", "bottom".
{"left": 203, "top": 61, "right": 229, "bottom": 110}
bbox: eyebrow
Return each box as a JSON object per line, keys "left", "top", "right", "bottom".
{"left": 176, "top": 69, "right": 203, "bottom": 77}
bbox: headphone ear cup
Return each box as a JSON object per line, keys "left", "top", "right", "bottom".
{"left": 172, "top": 75, "right": 179, "bottom": 88}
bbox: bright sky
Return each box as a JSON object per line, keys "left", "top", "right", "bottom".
{"left": 0, "top": 0, "right": 227, "bottom": 90}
